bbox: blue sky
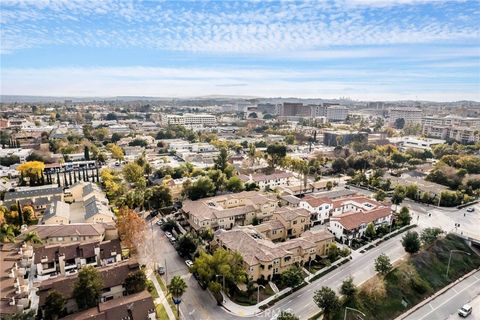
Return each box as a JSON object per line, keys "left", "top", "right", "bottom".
{"left": 1, "top": 0, "right": 479, "bottom": 101}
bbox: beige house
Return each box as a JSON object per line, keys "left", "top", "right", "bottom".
{"left": 22, "top": 223, "right": 117, "bottom": 245}
{"left": 42, "top": 182, "right": 114, "bottom": 225}
{"left": 271, "top": 207, "right": 310, "bottom": 239}
{"left": 182, "top": 191, "right": 278, "bottom": 232}
{"left": 214, "top": 227, "right": 334, "bottom": 281}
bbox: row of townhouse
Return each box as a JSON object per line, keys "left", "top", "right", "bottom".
{"left": 182, "top": 191, "right": 278, "bottom": 232}
{"left": 238, "top": 170, "right": 294, "bottom": 191}
{"left": 33, "top": 239, "right": 122, "bottom": 281}
{"left": 214, "top": 227, "right": 334, "bottom": 282}
{"left": 0, "top": 243, "right": 35, "bottom": 316}
{"left": 285, "top": 194, "right": 393, "bottom": 244}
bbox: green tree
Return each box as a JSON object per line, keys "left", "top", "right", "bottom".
{"left": 125, "top": 269, "right": 147, "bottom": 294}
{"left": 146, "top": 185, "right": 173, "bottom": 210}
{"left": 168, "top": 275, "right": 188, "bottom": 317}
{"left": 374, "top": 253, "right": 392, "bottom": 276}
{"left": 226, "top": 176, "right": 244, "bottom": 192}
{"left": 23, "top": 231, "right": 42, "bottom": 245}
{"left": 332, "top": 158, "right": 348, "bottom": 173}
{"left": 73, "top": 266, "right": 103, "bottom": 310}
{"left": 313, "top": 286, "right": 340, "bottom": 320}
{"left": 122, "top": 162, "right": 146, "bottom": 188}
{"left": 214, "top": 148, "right": 229, "bottom": 172}
{"left": 365, "top": 222, "right": 376, "bottom": 239}
{"left": 394, "top": 118, "right": 405, "bottom": 129}
{"left": 187, "top": 176, "right": 216, "bottom": 200}
{"left": 374, "top": 190, "right": 387, "bottom": 201}
{"left": 396, "top": 207, "right": 411, "bottom": 226}
{"left": 340, "top": 277, "right": 357, "bottom": 305}
{"left": 326, "top": 181, "right": 333, "bottom": 190}
{"left": 43, "top": 290, "right": 65, "bottom": 320}
{"left": 0, "top": 224, "right": 17, "bottom": 243}
{"left": 83, "top": 146, "right": 90, "bottom": 161}
{"left": 277, "top": 311, "right": 300, "bottom": 320}
{"left": 402, "top": 231, "right": 421, "bottom": 254}
{"left": 327, "top": 242, "right": 340, "bottom": 261}
{"left": 280, "top": 265, "right": 304, "bottom": 288}
{"left": 191, "top": 249, "right": 246, "bottom": 288}
{"left": 266, "top": 143, "right": 287, "bottom": 169}
{"left": 420, "top": 227, "right": 443, "bottom": 246}
{"left": 176, "top": 233, "right": 198, "bottom": 258}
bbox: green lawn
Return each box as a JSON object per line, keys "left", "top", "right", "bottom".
{"left": 230, "top": 283, "right": 276, "bottom": 305}
{"left": 156, "top": 304, "right": 169, "bottom": 320}
{"left": 335, "top": 234, "right": 480, "bottom": 320}
{"left": 156, "top": 274, "right": 179, "bottom": 320}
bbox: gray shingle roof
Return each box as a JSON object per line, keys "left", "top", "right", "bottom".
{"left": 4, "top": 186, "right": 63, "bottom": 201}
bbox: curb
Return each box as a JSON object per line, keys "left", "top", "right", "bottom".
{"left": 394, "top": 268, "right": 480, "bottom": 320}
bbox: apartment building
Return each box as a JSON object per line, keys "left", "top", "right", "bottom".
{"left": 182, "top": 191, "right": 278, "bottom": 232}
{"left": 389, "top": 108, "right": 422, "bottom": 126}
{"left": 3, "top": 185, "right": 64, "bottom": 213}
{"left": 254, "top": 207, "right": 311, "bottom": 241}
{"left": 33, "top": 239, "right": 122, "bottom": 280}
{"left": 0, "top": 243, "right": 35, "bottom": 317}
{"left": 239, "top": 171, "right": 293, "bottom": 190}
{"left": 214, "top": 227, "right": 334, "bottom": 281}
{"left": 329, "top": 207, "right": 392, "bottom": 245}
{"left": 326, "top": 105, "right": 349, "bottom": 122}
{"left": 60, "top": 290, "right": 156, "bottom": 320}
{"left": 422, "top": 115, "right": 480, "bottom": 127}
{"left": 388, "top": 136, "right": 445, "bottom": 151}
{"left": 299, "top": 196, "right": 333, "bottom": 225}
{"left": 0, "top": 148, "right": 32, "bottom": 163}
{"left": 423, "top": 124, "right": 479, "bottom": 143}
{"left": 43, "top": 182, "right": 114, "bottom": 224}
{"left": 161, "top": 114, "right": 216, "bottom": 127}
{"left": 22, "top": 223, "right": 117, "bottom": 245}
{"left": 36, "top": 260, "right": 140, "bottom": 314}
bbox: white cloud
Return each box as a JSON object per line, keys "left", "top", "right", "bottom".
{"left": 1, "top": 0, "right": 478, "bottom": 53}
{"left": 2, "top": 66, "right": 478, "bottom": 101}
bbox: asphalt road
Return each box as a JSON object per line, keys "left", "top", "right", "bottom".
{"left": 144, "top": 190, "right": 480, "bottom": 320}
{"left": 404, "top": 270, "right": 480, "bottom": 320}
{"left": 148, "top": 224, "right": 412, "bottom": 320}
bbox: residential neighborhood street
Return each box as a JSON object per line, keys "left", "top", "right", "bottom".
{"left": 148, "top": 221, "right": 413, "bottom": 320}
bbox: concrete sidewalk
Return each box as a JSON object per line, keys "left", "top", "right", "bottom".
{"left": 147, "top": 269, "right": 177, "bottom": 320}
{"left": 220, "top": 287, "right": 292, "bottom": 317}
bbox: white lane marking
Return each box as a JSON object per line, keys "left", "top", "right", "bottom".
{"left": 429, "top": 303, "right": 434, "bottom": 310}
{"left": 417, "top": 274, "right": 480, "bottom": 320}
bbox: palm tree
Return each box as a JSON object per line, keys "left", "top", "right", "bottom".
{"left": 0, "top": 224, "right": 16, "bottom": 243}
{"left": 24, "top": 231, "right": 43, "bottom": 245}
{"left": 168, "top": 275, "right": 188, "bottom": 317}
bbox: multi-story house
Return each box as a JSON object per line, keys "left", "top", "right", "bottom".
{"left": 182, "top": 191, "right": 278, "bottom": 232}
{"left": 329, "top": 207, "right": 393, "bottom": 246}
{"left": 239, "top": 171, "right": 293, "bottom": 191}
{"left": 3, "top": 185, "right": 63, "bottom": 213}
{"left": 0, "top": 243, "right": 36, "bottom": 317}
{"left": 33, "top": 239, "right": 122, "bottom": 280}
{"left": 22, "top": 223, "right": 118, "bottom": 245}
{"left": 299, "top": 196, "right": 333, "bottom": 225}
{"left": 254, "top": 207, "right": 310, "bottom": 241}
{"left": 214, "top": 227, "right": 334, "bottom": 282}
{"left": 36, "top": 260, "right": 140, "bottom": 314}
{"left": 42, "top": 182, "right": 114, "bottom": 225}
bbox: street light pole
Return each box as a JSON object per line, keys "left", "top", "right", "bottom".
{"left": 344, "top": 307, "right": 366, "bottom": 320}
{"left": 215, "top": 274, "right": 225, "bottom": 291}
{"left": 257, "top": 284, "right": 265, "bottom": 304}
{"left": 446, "top": 249, "right": 471, "bottom": 278}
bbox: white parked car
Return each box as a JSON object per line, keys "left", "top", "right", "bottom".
{"left": 185, "top": 260, "right": 193, "bottom": 268}
{"left": 165, "top": 232, "right": 172, "bottom": 238}
{"left": 459, "top": 304, "right": 472, "bottom": 317}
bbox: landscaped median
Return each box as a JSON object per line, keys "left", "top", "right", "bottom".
{"left": 315, "top": 234, "right": 480, "bottom": 320}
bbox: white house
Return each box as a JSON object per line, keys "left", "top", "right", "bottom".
{"left": 299, "top": 196, "right": 333, "bottom": 225}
